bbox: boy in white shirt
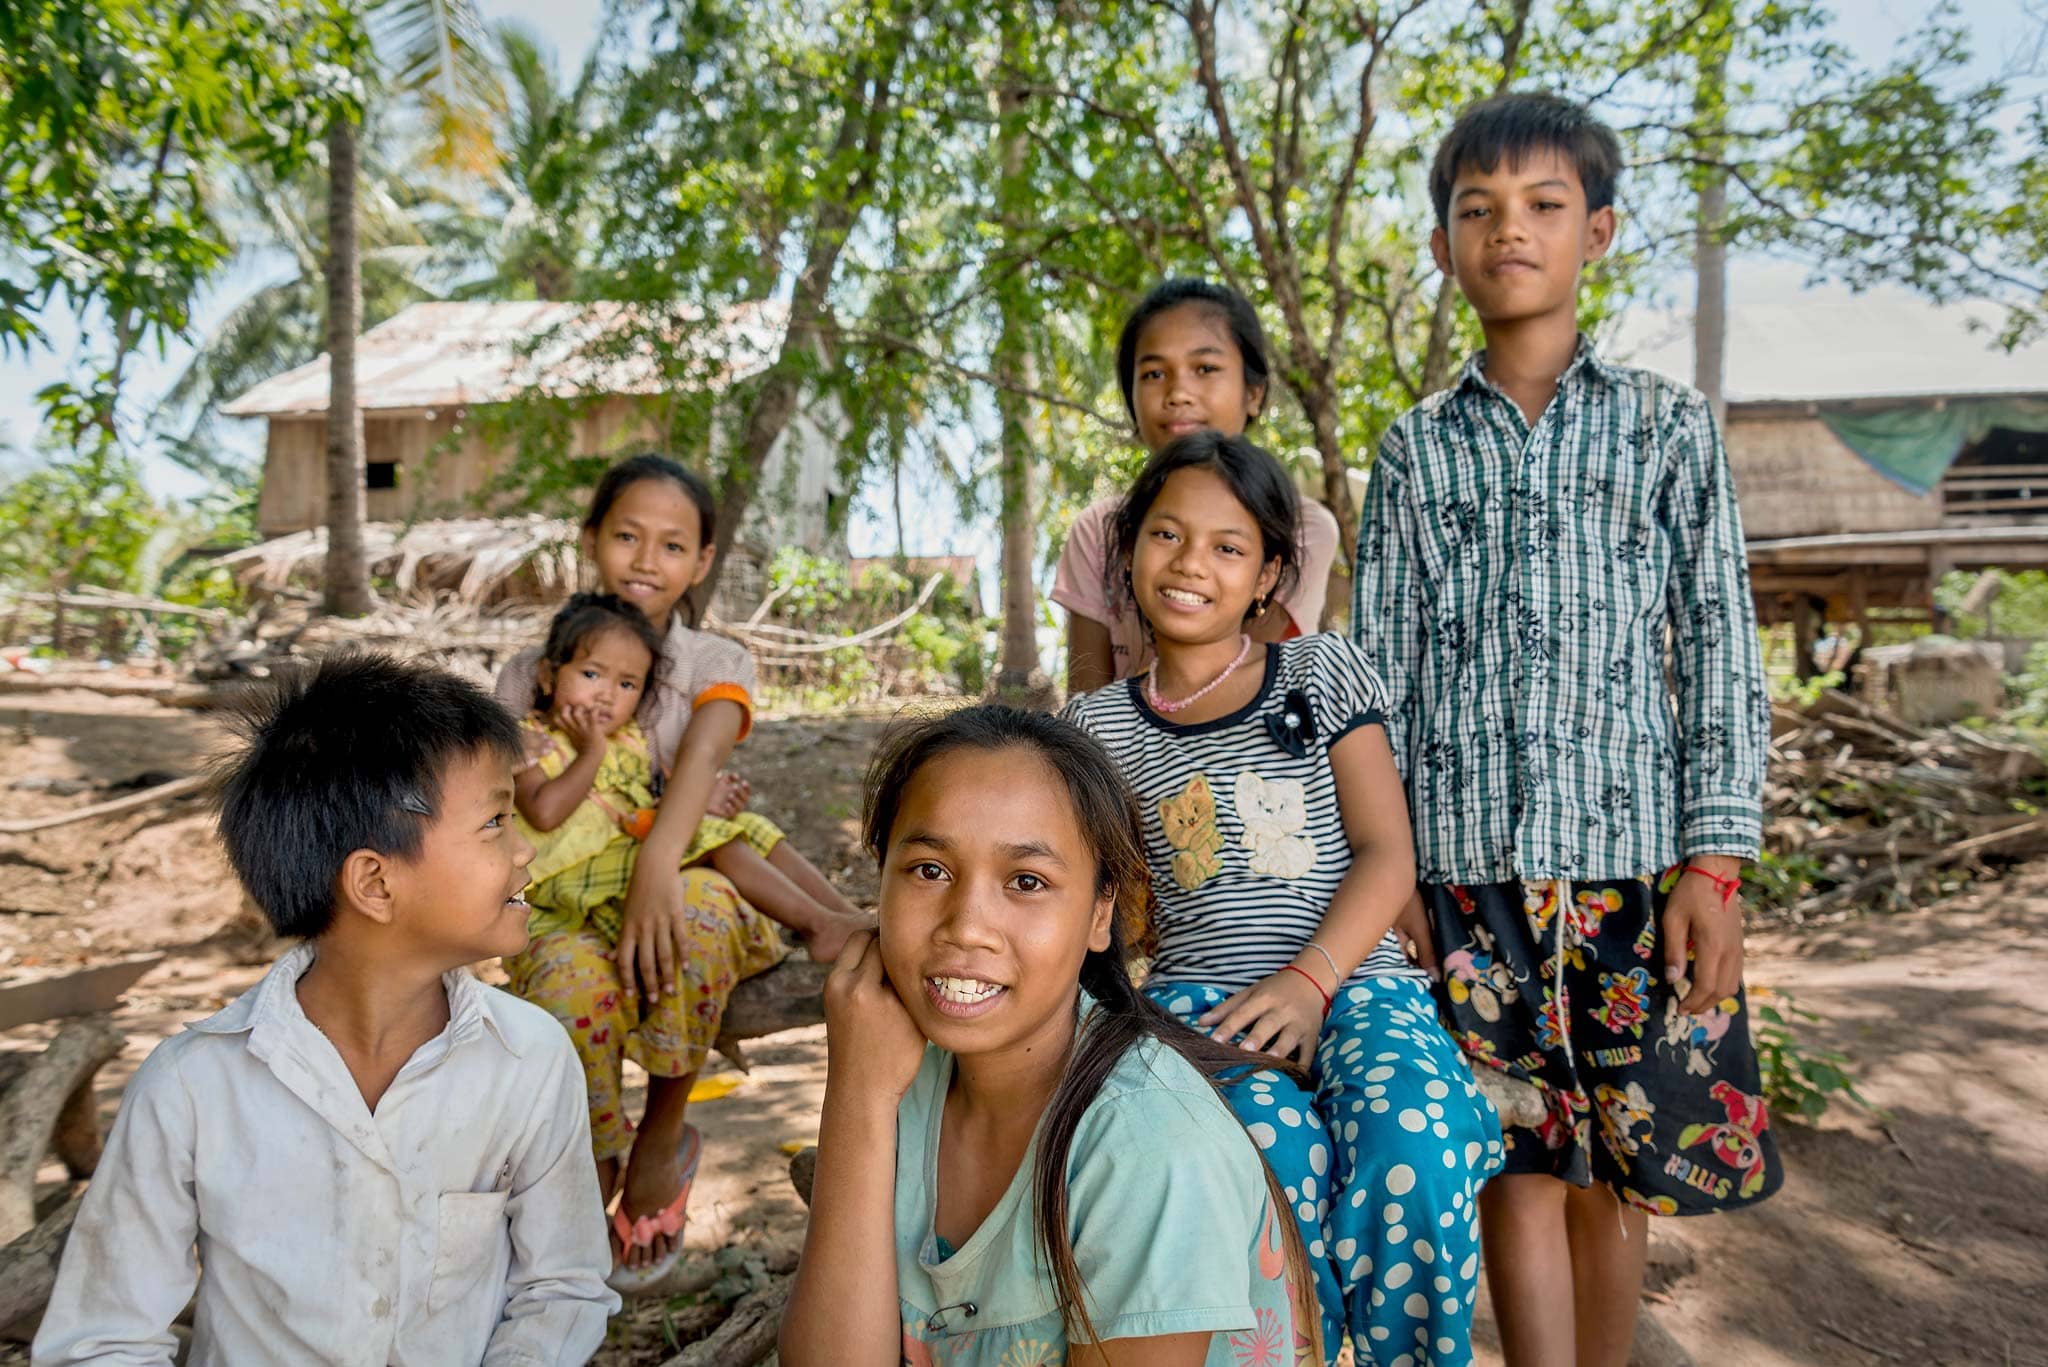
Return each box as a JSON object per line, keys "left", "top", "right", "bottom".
{"left": 35, "top": 653, "right": 619, "bottom": 1367}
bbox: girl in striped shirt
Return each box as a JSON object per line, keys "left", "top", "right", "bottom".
{"left": 1061, "top": 432, "right": 1501, "bottom": 1367}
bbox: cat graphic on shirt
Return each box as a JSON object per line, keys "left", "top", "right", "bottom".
{"left": 1234, "top": 771, "right": 1316, "bottom": 880}
{"left": 1159, "top": 774, "right": 1225, "bottom": 891}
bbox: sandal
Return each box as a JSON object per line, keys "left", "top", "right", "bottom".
{"left": 606, "top": 1124, "right": 701, "bottom": 1294}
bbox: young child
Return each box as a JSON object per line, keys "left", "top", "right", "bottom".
{"left": 1061, "top": 431, "right": 1501, "bottom": 1367}
{"left": 1054, "top": 278, "right": 1341, "bottom": 693}
{"left": 495, "top": 455, "right": 864, "bottom": 1288}
{"left": 1353, "top": 92, "right": 1781, "bottom": 1366}
{"left": 513, "top": 590, "right": 858, "bottom": 962}
{"left": 34, "top": 654, "right": 617, "bottom": 1367}
{"left": 782, "top": 705, "right": 1319, "bottom": 1367}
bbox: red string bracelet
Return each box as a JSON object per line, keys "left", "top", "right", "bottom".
{"left": 1281, "top": 963, "right": 1332, "bottom": 1013}
{"left": 1681, "top": 863, "right": 1743, "bottom": 906}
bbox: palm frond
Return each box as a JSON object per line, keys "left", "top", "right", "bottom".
{"left": 371, "top": 0, "right": 506, "bottom": 174}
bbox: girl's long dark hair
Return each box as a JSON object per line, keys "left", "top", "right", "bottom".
{"left": 582, "top": 453, "right": 718, "bottom": 627}
{"left": 533, "top": 592, "right": 665, "bottom": 712}
{"left": 1106, "top": 430, "right": 1304, "bottom": 628}
{"left": 863, "top": 706, "right": 1322, "bottom": 1361}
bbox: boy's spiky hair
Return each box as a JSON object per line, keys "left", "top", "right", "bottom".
{"left": 215, "top": 652, "right": 523, "bottom": 939}
{"left": 1430, "top": 91, "right": 1623, "bottom": 229}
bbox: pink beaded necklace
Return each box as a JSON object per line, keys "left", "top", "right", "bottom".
{"left": 1146, "top": 634, "right": 1253, "bottom": 715}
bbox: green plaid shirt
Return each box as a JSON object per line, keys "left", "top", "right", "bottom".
{"left": 1352, "top": 337, "right": 1767, "bottom": 885}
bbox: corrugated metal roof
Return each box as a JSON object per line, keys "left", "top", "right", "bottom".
{"left": 1602, "top": 258, "right": 2047, "bottom": 403}
{"left": 221, "top": 300, "right": 786, "bottom": 418}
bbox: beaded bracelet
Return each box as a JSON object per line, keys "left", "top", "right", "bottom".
{"left": 1280, "top": 964, "right": 1332, "bottom": 1014}
{"left": 1681, "top": 863, "right": 1743, "bottom": 906}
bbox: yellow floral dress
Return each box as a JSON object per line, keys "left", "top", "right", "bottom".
{"left": 506, "top": 713, "right": 788, "bottom": 1160}
{"left": 515, "top": 715, "right": 785, "bottom": 944}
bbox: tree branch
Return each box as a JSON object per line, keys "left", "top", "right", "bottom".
{"left": 1021, "top": 78, "right": 1255, "bottom": 302}
{"left": 828, "top": 325, "right": 1123, "bottom": 430}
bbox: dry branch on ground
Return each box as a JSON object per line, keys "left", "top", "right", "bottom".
{"left": 1765, "top": 690, "right": 2048, "bottom": 918}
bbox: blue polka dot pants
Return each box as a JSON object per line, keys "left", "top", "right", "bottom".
{"left": 1147, "top": 975, "right": 1503, "bottom": 1367}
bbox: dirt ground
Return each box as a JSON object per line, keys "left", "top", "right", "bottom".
{"left": 2, "top": 689, "right": 2044, "bottom": 1365}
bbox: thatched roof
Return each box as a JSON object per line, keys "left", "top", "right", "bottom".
{"left": 221, "top": 300, "right": 786, "bottom": 419}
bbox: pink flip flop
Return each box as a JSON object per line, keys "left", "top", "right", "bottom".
{"left": 606, "top": 1124, "right": 701, "bottom": 1294}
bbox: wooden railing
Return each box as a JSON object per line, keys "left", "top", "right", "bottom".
{"left": 1941, "top": 464, "right": 2048, "bottom": 518}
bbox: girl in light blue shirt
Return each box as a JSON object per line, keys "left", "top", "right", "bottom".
{"left": 781, "top": 705, "right": 1320, "bottom": 1367}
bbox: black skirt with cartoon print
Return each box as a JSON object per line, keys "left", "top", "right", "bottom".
{"left": 1421, "top": 870, "right": 1784, "bottom": 1215}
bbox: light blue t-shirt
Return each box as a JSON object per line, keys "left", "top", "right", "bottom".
{"left": 895, "top": 995, "right": 1304, "bottom": 1366}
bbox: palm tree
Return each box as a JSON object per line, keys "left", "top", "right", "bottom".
{"left": 323, "top": 0, "right": 504, "bottom": 615}
{"left": 148, "top": 144, "right": 464, "bottom": 493}
{"left": 455, "top": 23, "right": 603, "bottom": 303}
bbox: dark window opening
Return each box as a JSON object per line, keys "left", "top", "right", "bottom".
{"left": 366, "top": 461, "right": 399, "bottom": 490}
{"left": 1942, "top": 428, "right": 2047, "bottom": 520}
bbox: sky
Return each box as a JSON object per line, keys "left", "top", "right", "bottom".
{"left": 1, "top": 0, "right": 2040, "bottom": 570}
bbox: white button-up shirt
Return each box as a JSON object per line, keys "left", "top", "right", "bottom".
{"left": 34, "top": 944, "right": 619, "bottom": 1367}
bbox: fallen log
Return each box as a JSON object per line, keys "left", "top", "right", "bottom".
{"left": 1473, "top": 1067, "right": 1549, "bottom": 1130}
{"left": 0, "top": 776, "right": 207, "bottom": 835}
{"left": 715, "top": 957, "right": 829, "bottom": 1069}
{"left": 658, "top": 1272, "right": 792, "bottom": 1367}
{"left": 0, "top": 1194, "right": 81, "bottom": 1332}
{"left": 0, "top": 1017, "right": 123, "bottom": 1243}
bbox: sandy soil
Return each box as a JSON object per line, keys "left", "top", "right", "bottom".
{"left": 2, "top": 689, "right": 2042, "bottom": 1366}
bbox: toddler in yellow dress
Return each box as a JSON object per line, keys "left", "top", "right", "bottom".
{"left": 511, "top": 592, "right": 866, "bottom": 1275}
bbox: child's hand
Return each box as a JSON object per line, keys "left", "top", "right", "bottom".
{"left": 1198, "top": 970, "right": 1325, "bottom": 1067}
{"left": 822, "top": 930, "right": 926, "bottom": 1105}
{"left": 1663, "top": 862, "right": 1745, "bottom": 1014}
{"left": 707, "top": 771, "right": 752, "bottom": 819}
{"left": 561, "top": 703, "right": 611, "bottom": 752}
{"left": 1395, "top": 890, "right": 1440, "bottom": 980}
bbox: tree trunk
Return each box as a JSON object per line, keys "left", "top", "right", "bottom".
{"left": 1304, "top": 371, "right": 1356, "bottom": 576}
{"left": 1692, "top": 33, "right": 1731, "bottom": 429}
{"left": 992, "top": 14, "right": 1043, "bottom": 698}
{"left": 0, "top": 1017, "right": 123, "bottom": 1244}
{"left": 323, "top": 111, "right": 372, "bottom": 617}
{"left": 704, "top": 51, "right": 899, "bottom": 604}
{"left": 0, "top": 1194, "right": 82, "bottom": 1331}
{"left": 890, "top": 406, "right": 908, "bottom": 565}
{"left": 1420, "top": 280, "right": 1459, "bottom": 394}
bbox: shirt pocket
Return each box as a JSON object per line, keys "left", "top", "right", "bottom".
{"left": 428, "top": 1189, "right": 511, "bottom": 1314}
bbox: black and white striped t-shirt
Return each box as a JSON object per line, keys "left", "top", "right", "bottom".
{"left": 1062, "top": 635, "right": 1423, "bottom": 994}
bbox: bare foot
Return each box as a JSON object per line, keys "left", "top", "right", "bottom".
{"left": 616, "top": 1133, "right": 693, "bottom": 1270}
{"left": 800, "top": 910, "right": 875, "bottom": 965}
{"left": 707, "top": 771, "right": 752, "bottom": 819}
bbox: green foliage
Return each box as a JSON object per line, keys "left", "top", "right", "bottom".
{"left": 1746, "top": 847, "right": 1823, "bottom": 912}
{"left": 0, "top": 445, "right": 253, "bottom": 659}
{"left": 1937, "top": 569, "right": 2048, "bottom": 642}
{"left": 2004, "top": 641, "right": 2048, "bottom": 730}
{"left": 0, "top": 445, "right": 162, "bottom": 595}
{"left": 0, "top": 0, "right": 365, "bottom": 444}
{"left": 766, "top": 547, "right": 854, "bottom": 623}
{"left": 757, "top": 548, "right": 992, "bottom": 703}
{"left": 1752, "top": 989, "right": 1877, "bottom": 1125}
{"left": 1770, "top": 668, "right": 1845, "bottom": 708}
